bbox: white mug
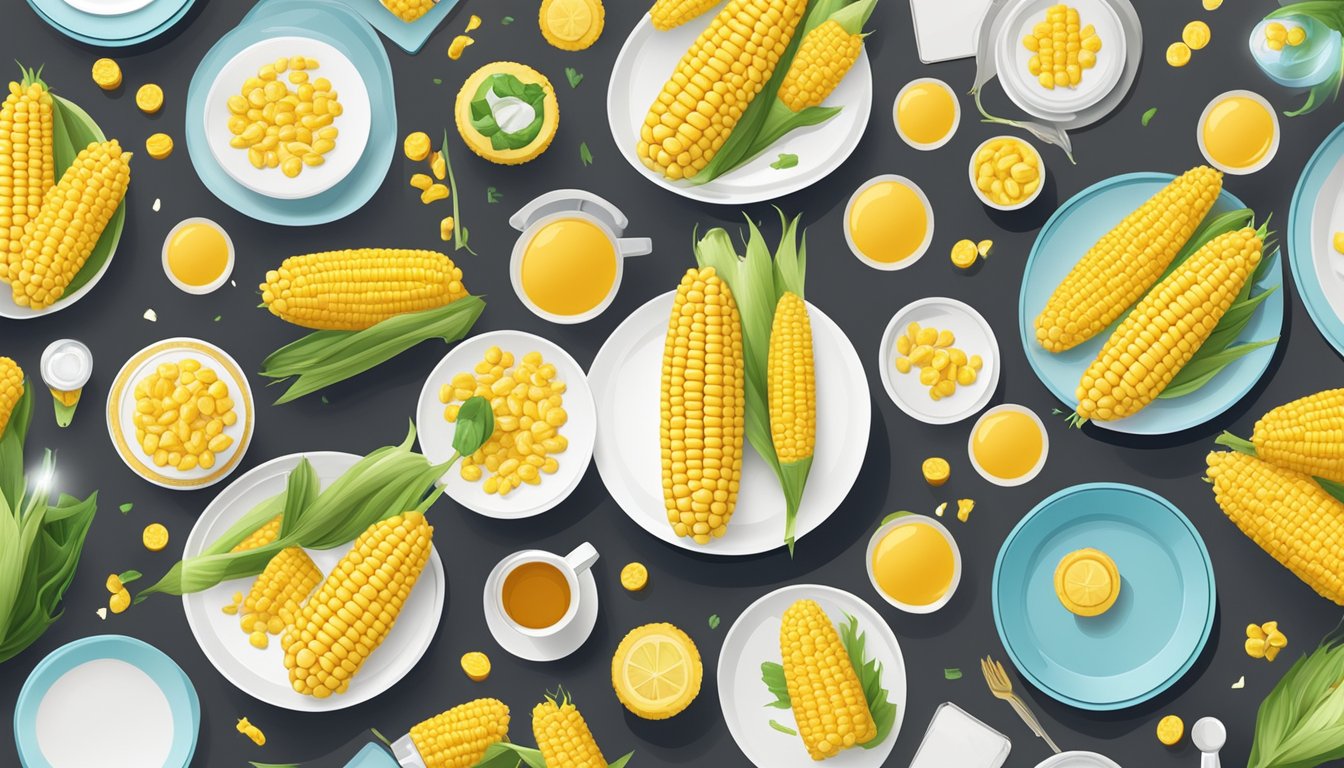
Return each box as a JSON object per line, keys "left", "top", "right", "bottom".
{"left": 486, "top": 542, "right": 599, "bottom": 638}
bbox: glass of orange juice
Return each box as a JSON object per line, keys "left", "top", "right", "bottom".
{"left": 865, "top": 513, "right": 961, "bottom": 613}
{"left": 160, "top": 217, "right": 234, "bottom": 295}
{"left": 509, "top": 190, "right": 652, "bottom": 324}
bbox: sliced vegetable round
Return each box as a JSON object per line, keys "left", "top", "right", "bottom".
{"left": 539, "top": 0, "right": 605, "bottom": 51}
{"left": 455, "top": 62, "right": 559, "bottom": 165}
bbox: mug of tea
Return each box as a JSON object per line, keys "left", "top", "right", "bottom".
{"left": 487, "top": 542, "right": 599, "bottom": 637}
{"left": 508, "top": 189, "right": 653, "bottom": 325}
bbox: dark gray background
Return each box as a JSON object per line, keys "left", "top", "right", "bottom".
{"left": 3, "top": 0, "right": 1344, "bottom": 765}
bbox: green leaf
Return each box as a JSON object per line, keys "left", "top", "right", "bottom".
{"left": 118, "top": 503, "right": 132, "bottom": 514}
{"left": 944, "top": 668, "right": 962, "bottom": 680}
{"left": 501, "top": 15, "right": 514, "bottom": 24}
{"left": 1141, "top": 107, "right": 1157, "bottom": 126}
{"left": 117, "top": 570, "right": 142, "bottom": 585}
{"left": 761, "top": 661, "right": 790, "bottom": 708}
{"left": 453, "top": 396, "right": 495, "bottom": 456}
{"left": 580, "top": 141, "right": 593, "bottom": 166}
{"left": 487, "top": 186, "right": 502, "bottom": 203}
{"left": 769, "top": 719, "right": 798, "bottom": 735}
{"left": 438, "top": 132, "right": 475, "bottom": 255}
{"left": 607, "top": 751, "right": 635, "bottom": 768}
{"left": 1248, "top": 617, "right": 1344, "bottom": 768}
{"left": 839, "top": 613, "right": 897, "bottom": 749}
{"left": 1316, "top": 477, "right": 1344, "bottom": 506}
{"left": 564, "top": 67, "right": 583, "bottom": 88}
{"left": 469, "top": 74, "right": 548, "bottom": 150}
{"left": 770, "top": 153, "right": 798, "bottom": 169}
{"left": 476, "top": 743, "right": 544, "bottom": 768}
{"left": 275, "top": 458, "right": 319, "bottom": 540}
{"left": 708, "top": 613, "right": 721, "bottom": 629}
{"left": 1158, "top": 338, "right": 1278, "bottom": 399}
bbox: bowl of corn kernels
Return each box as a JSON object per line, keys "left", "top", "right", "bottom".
{"left": 968, "top": 135, "right": 1046, "bottom": 211}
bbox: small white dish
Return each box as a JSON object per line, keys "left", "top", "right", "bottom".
{"left": 879, "top": 297, "right": 1000, "bottom": 425}
{"left": 844, "top": 174, "right": 935, "bottom": 271}
{"left": 995, "top": 0, "right": 1125, "bottom": 118}
{"left": 416, "top": 330, "right": 596, "bottom": 519}
{"left": 968, "top": 136, "right": 1046, "bottom": 211}
{"left": 105, "top": 337, "right": 254, "bottom": 491}
{"left": 1197, "top": 89, "right": 1280, "bottom": 176}
{"left": 60, "top": 0, "right": 154, "bottom": 15}
{"left": 484, "top": 556, "right": 600, "bottom": 663}
{"left": 161, "top": 217, "right": 235, "bottom": 295}
{"left": 967, "top": 403, "right": 1049, "bottom": 486}
{"left": 203, "top": 36, "right": 370, "bottom": 201}
{"left": 893, "top": 78, "right": 961, "bottom": 151}
{"left": 41, "top": 339, "right": 92, "bottom": 393}
{"left": 1033, "top": 751, "right": 1122, "bottom": 768}
{"left": 865, "top": 514, "right": 962, "bottom": 613}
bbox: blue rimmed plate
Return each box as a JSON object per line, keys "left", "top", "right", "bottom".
{"left": 15, "top": 635, "right": 200, "bottom": 767}
{"left": 992, "top": 483, "right": 1216, "bottom": 710}
{"left": 1019, "top": 172, "right": 1283, "bottom": 435}
{"left": 185, "top": 0, "right": 395, "bottom": 226}
{"left": 1288, "top": 123, "right": 1344, "bottom": 358}
{"left": 25, "top": 0, "right": 194, "bottom": 45}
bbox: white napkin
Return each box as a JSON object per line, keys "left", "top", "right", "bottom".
{"left": 909, "top": 0, "right": 995, "bottom": 63}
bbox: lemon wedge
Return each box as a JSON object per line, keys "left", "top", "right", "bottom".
{"left": 1054, "top": 548, "right": 1120, "bottom": 617}
{"left": 612, "top": 623, "right": 702, "bottom": 719}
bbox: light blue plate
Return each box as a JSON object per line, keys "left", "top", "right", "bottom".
{"left": 185, "top": 0, "right": 395, "bottom": 226}
{"left": 992, "top": 483, "right": 1216, "bottom": 711}
{"left": 1019, "top": 173, "right": 1284, "bottom": 435}
{"left": 14, "top": 635, "right": 200, "bottom": 767}
{"left": 1288, "top": 123, "right": 1344, "bottom": 359}
{"left": 331, "top": 0, "right": 463, "bottom": 55}
{"left": 25, "top": 0, "right": 193, "bottom": 46}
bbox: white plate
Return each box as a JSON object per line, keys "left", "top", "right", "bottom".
{"left": 995, "top": 0, "right": 1124, "bottom": 118}
{"left": 718, "top": 584, "right": 907, "bottom": 767}
{"left": 60, "top": 0, "right": 153, "bottom": 15}
{"left": 105, "top": 337, "right": 254, "bottom": 491}
{"left": 483, "top": 568, "right": 599, "bottom": 662}
{"left": 203, "top": 36, "right": 370, "bottom": 201}
{"left": 878, "top": 298, "right": 1000, "bottom": 425}
{"left": 181, "top": 452, "right": 446, "bottom": 712}
{"left": 608, "top": 3, "right": 873, "bottom": 205}
{"left": 1034, "top": 752, "right": 1122, "bottom": 768}
{"left": 416, "top": 330, "right": 596, "bottom": 520}
{"left": 591, "top": 292, "right": 870, "bottom": 556}
{"left": 1311, "top": 140, "right": 1344, "bottom": 328}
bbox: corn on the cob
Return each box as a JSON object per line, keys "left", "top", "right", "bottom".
{"left": 282, "top": 511, "right": 433, "bottom": 698}
{"left": 0, "top": 357, "right": 22, "bottom": 438}
{"left": 259, "top": 249, "right": 469, "bottom": 331}
{"left": 1206, "top": 451, "right": 1344, "bottom": 605}
{"left": 532, "top": 693, "right": 606, "bottom": 768}
{"left": 230, "top": 515, "right": 283, "bottom": 553}
{"left": 768, "top": 292, "right": 815, "bottom": 464}
{"left": 0, "top": 69, "right": 55, "bottom": 284}
{"left": 1244, "top": 389, "right": 1344, "bottom": 483}
{"left": 381, "top": 0, "right": 436, "bottom": 22}
{"left": 1035, "top": 166, "right": 1222, "bottom": 352}
{"left": 648, "top": 0, "right": 719, "bottom": 30}
{"left": 9, "top": 139, "right": 130, "bottom": 310}
{"left": 780, "top": 599, "right": 876, "bottom": 760}
{"left": 636, "top": 0, "right": 808, "bottom": 180}
{"left": 1076, "top": 226, "right": 1261, "bottom": 421}
{"left": 661, "top": 267, "right": 745, "bottom": 544}
{"left": 240, "top": 547, "right": 322, "bottom": 648}
{"left": 409, "top": 698, "right": 510, "bottom": 768}
{"left": 778, "top": 21, "right": 863, "bottom": 111}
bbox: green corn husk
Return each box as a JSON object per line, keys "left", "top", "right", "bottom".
{"left": 694, "top": 211, "right": 811, "bottom": 554}
{"left": 1249, "top": 617, "right": 1344, "bottom": 768}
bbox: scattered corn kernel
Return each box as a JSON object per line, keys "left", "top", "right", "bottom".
{"left": 935, "top": 501, "right": 948, "bottom": 517}
{"left": 109, "top": 589, "right": 131, "bottom": 614}
{"left": 1023, "top": 5, "right": 1101, "bottom": 89}
{"left": 956, "top": 498, "right": 975, "bottom": 522}
{"left": 1156, "top": 715, "right": 1184, "bottom": 746}
{"left": 1183, "top": 20, "right": 1211, "bottom": 51}
{"left": 440, "top": 216, "right": 455, "bottom": 241}
{"left": 448, "top": 35, "right": 475, "bottom": 60}
{"left": 236, "top": 717, "right": 266, "bottom": 746}
{"left": 1287, "top": 26, "right": 1307, "bottom": 46}
{"left": 922, "top": 457, "right": 950, "bottom": 487}
{"left": 972, "top": 137, "right": 1041, "bottom": 207}
{"left": 620, "top": 562, "right": 649, "bottom": 591}
{"left": 430, "top": 151, "right": 447, "bottom": 180}
{"left": 226, "top": 57, "right": 341, "bottom": 179}
{"left": 410, "top": 173, "right": 433, "bottom": 190}
{"left": 421, "top": 183, "right": 449, "bottom": 204}
{"left": 145, "top": 132, "right": 174, "bottom": 160}
{"left": 92, "top": 58, "right": 122, "bottom": 90}
{"left": 893, "top": 324, "right": 981, "bottom": 400}
{"left": 142, "top": 522, "right": 170, "bottom": 551}
{"left": 136, "top": 83, "right": 164, "bottom": 114}
{"left": 1167, "top": 42, "right": 1192, "bottom": 67}
{"left": 131, "top": 358, "right": 237, "bottom": 473}
{"left": 1203, "top": 0, "right": 1221, "bottom": 8}
{"left": 404, "top": 131, "right": 431, "bottom": 161}
{"left": 950, "top": 239, "right": 979, "bottom": 269}
{"left": 1245, "top": 620, "right": 1288, "bottom": 661}
{"left": 1334, "top": 232, "right": 1344, "bottom": 254}
{"left": 106, "top": 574, "right": 124, "bottom": 593}
{"left": 461, "top": 651, "right": 491, "bottom": 681}
{"left": 466, "top": 13, "right": 482, "bottom": 31}
{"left": 977, "top": 239, "right": 993, "bottom": 257}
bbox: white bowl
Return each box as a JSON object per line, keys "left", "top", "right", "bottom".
{"left": 967, "top": 403, "right": 1049, "bottom": 487}
{"left": 968, "top": 135, "right": 1046, "bottom": 211}
{"left": 844, "top": 174, "right": 935, "bottom": 271}
{"left": 995, "top": 0, "right": 1126, "bottom": 119}
{"left": 892, "top": 78, "right": 960, "bottom": 151}
{"left": 1196, "top": 89, "right": 1280, "bottom": 176}
{"left": 865, "top": 514, "right": 962, "bottom": 614}
{"left": 161, "top": 217, "right": 235, "bottom": 295}
{"left": 878, "top": 297, "right": 1001, "bottom": 425}
{"left": 203, "top": 36, "right": 370, "bottom": 201}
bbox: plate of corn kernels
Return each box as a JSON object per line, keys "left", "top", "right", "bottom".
{"left": 180, "top": 451, "right": 447, "bottom": 712}
{"left": 416, "top": 330, "right": 597, "bottom": 520}
{"left": 203, "top": 36, "right": 370, "bottom": 200}
{"left": 995, "top": 0, "right": 1125, "bottom": 120}
{"left": 717, "top": 584, "right": 906, "bottom": 767}
{"left": 105, "top": 337, "right": 254, "bottom": 491}
{"left": 879, "top": 298, "right": 1001, "bottom": 425}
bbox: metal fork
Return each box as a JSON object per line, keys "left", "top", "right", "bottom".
{"left": 981, "top": 656, "right": 1062, "bottom": 754}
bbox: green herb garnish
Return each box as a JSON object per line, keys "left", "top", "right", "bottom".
{"left": 944, "top": 668, "right": 962, "bottom": 680}
{"left": 565, "top": 67, "right": 583, "bottom": 88}
{"left": 117, "top": 570, "right": 142, "bottom": 585}
{"left": 1141, "top": 107, "right": 1157, "bottom": 126}
{"left": 580, "top": 141, "right": 593, "bottom": 166}
{"left": 501, "top": 15, "right": 514, "bottom": 24}
{"left": 708, "top": 614, "right": 721, "bottom": 629}
{"left": 769, "top": 720, "right": 798, "bottom": 735}
{"left": 770, "top": 153, "right": 798, "bottom": 169}
{"left": 487, "top": 186, "right": 502, "bottom": 203}
{"left": 119, "top": 503, "right": 133, "bottom": 514}
{"left": 469, "top": 74, "right": 547, "bottom": 151}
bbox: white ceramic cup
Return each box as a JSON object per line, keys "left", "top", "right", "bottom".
{"left": 487, "top": 542, "right": 599, "bottom": 638}
{"left": 865, "top": 513, "right": 962, "bottom": 614}
{"left": 161, "top": 217, "right": 235, "bottom": 295}
{"left": 509, "top": 190, "right": 652, "bottom": 324}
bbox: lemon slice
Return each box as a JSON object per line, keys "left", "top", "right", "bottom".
{"left": 539, "top": 0, "right": 605, "bottom": 51}
{"left": 1053, "top": 548, "right": 1120, "bottom": 617}
{"left": 612, "top": 623, "right": 702, "bottom": 719}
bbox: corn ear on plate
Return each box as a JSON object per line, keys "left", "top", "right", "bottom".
{"left": 1019, "top": 173, "right": 1283, "bottom": 435}
{"left": 590, "top": 292, "right": 868, "bottom": 556}
{"left": 992, "top": 483, "right": 1215, "bottom": 710}
{"left": 106, "top": 338, "right": 255, "bottom": 491}
{"left": 1289, "top": 123, "right": 1344, "bottom": 358}
{"left": 181, "top": 452, "right": 446, "bottom": 711}
{"left": 202, "top": 37, "right": 370, "bottom": 200}
{"left": 415, "top": 330, "right": 597, "bottom": 519}
{"left": 994, "top": 0, "right": 1125, "bottom": 118}
{"left": 718, "top": 585, "right": 905, "bottom": 766}
{"left": 879, "top": 298, "right": 1000, "bottom": 425}
{"left": 606, "top": 1, "right": 872, "bottom": 204}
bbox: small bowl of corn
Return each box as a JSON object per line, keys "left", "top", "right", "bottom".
{"left": 968, "top": 135, "right": 1046, "bottom": 211}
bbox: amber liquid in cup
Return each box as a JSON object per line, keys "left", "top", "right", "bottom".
{"left": 501, "top": 561, "right": 572, "bottom": 629}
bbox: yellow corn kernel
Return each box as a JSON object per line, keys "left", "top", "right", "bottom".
{"left": 146, "top": 132, "right": 174, "bottom": 160}
{"left": 448, "top": 35, "right": 474, "bottom": 60}
{"left": 440, "top": 216, "right": 455, "bottom": 241}
{"left": 109, "top": 589, "right": 131, "bottom": 614}
{"left": 421, "top": 183, "right": 450, "bottom": 204}
{"left": 922, "top": 457, "right": 950, "bottom": 486}
{"left": 236, "top": 717, "right": 266, "bottom": 746}
{"left": 956, "top": 498, "right": 975, "bottom": 522}
{"left": 91, "top": 58, "right": 122, "bottom": 90}
{"left": 460, "top": 651, "right": 491, "bottom": 681}
{"left": 404, "top": 131, "right": 431, "bottom": 161}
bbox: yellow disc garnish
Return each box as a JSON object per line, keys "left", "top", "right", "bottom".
{"left": 611, "top": 623, "right": 702, "bottom": 720}
{"left": 1183, "top": 20, "right": 1211, "bottom": 51}
{"left": 92, "top": 58, "right": 122, "bottom": 91}
{"left": 539, "top": 0, "right": 605, "bottom": 51}
{"left": 950, "top": 239, "right": 979, "bottom": 269}
{"left": 1156, "top": 715, "right": 1184, "bottom": 746}
{"left": 403, "top": 131, "right": 431, "bottom": 161}
{"left": 1054, "top": 548, "right": 1120, "bottom": 616}
{"left": 921, "top": 457, "right": 950, "bottom": 486}
{"left": 146, "top": 133, "right": 174, "bottom": 160}
{"left": 620, "top": 562, "right": 649, "bottom": 591}
{"left": 461, "top": 651, "right": 491, "bottom": 681}
{"left": 109, "top": 589, "right": 131, "bottom": 614}
{"left": 106, "top": 573, "right": 124, "bottom": 593}
{"left": 142, "top": 522, "right": 170, "bottom": 551}
{"left": 136, "top": 83, "right": 164, "bottom": 114}
{"left": 1166, "top": 42, "right": 1192, "bottom": 67}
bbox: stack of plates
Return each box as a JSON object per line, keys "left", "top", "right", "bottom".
{"left": 185, "top": 0, "right": 395, "bottom": 226}
{"left": 25, "top": 0, "right": 196, "bottom": 46}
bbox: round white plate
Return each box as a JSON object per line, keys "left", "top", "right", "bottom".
{"left": 60, "top": 0, "right": 153, "bottom": 14}
{"left": 995, "top": 0, "right": 1124, "bottom": 119}
{"left": 878, "top": 298, "right": 1000, "bottom": 425}
{"left": 1306, "top": 127, "right": 1344, "bottom": 352}
{"left": 181, "top": 452, "right": 446, "bottom": 712}
{"left": 608, "top": 3, "right": 873, "bottom": 204}
{"left": 105, "top": 337, "right": 254, "bottom": 491}
{"left": 203, "top": 36, "right": 370, "bottom": 201}
{"left": 1035, "top": 751, "right": 1123, "bottom": 768}
{"left": 483, "top": 568, "right": 599, "bottom": 662}
{"left": 591, "top": 292, "right": 871, "bottom": 556}
{"left": 718, "top": 584, "right": 906, "bottom": 767}
{"left": 416, "top": 330, "right": 596, "bottom": 520}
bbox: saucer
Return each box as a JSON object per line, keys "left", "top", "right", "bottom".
{"left": 483, "top": 569, "right": 599, "bottom": 663}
